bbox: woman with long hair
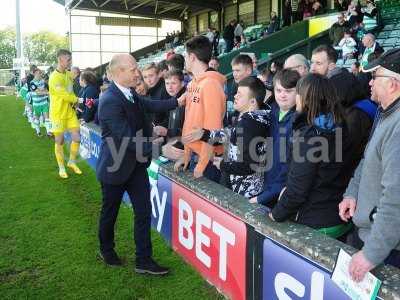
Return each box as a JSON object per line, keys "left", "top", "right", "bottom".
{"left": 269, "top": 73, "right": 354, "bottom": 240}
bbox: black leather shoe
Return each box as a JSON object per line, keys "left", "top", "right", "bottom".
{"left": 98, "top": 250, "right": 123, "bottom": 266}
{"left": 135, "top": 258, "right": 169, "bottom": 275}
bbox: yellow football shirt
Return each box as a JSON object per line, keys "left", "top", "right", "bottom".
{"left": 49, "top": 70, "right": 77, "bottom": 121}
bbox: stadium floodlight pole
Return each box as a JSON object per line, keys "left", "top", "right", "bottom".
{"left": 15, "top": 0, "right": 23, "bottom": 81}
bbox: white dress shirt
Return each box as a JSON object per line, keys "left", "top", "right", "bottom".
{"left": 114, "top": 81, "right": 133, "bottom": 101}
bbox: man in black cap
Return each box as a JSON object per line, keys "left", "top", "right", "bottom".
{"left": 339, "top": 48, "right": 400, "bottom": 282}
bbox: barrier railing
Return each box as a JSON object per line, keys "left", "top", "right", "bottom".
{"left": 73, "top": 123, "right": 400, "bottom": 300}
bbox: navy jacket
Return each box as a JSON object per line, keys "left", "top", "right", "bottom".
{"left": 148, "top": 78, "right": 170, "bottom": 127}
{"left": 77, "top": 84, "right": 100, "bottom": 123}
{"left": 257, "top": 103, "right": 295, "bottom": 206}
{"left": 96, "top": 82, "right": 177, "bottom": 185}
{"left": 271, "top": 112, "right": 353, "bottom": 229}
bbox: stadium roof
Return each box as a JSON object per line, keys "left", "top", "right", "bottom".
{"left": 55, "top": 0, "right": 222, "bottom": 21}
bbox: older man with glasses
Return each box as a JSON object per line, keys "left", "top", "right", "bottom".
{"left": 339, "top": 48, "right": 400, "bottom": 282}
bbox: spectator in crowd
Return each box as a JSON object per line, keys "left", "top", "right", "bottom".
{"left": 299, "top": 0, "right": 312, "bottom": 19}
{"left": 165, "top": 32, "right": 173, "bottom": 49}
{"left": 77, "top": 70, "right": 100, "bottom": 124}
{"left": 183, "top": 77, "right": 270, "bottom": 198}
{"left": 283, "top": 0, "right": 292, "bottom": 27}
{"left": 362, "top": 0, "right": 377, "bottom": 18}
{"left": 250, "top": 69, "right": 300, "bottom": 206}
{"left": 153, "top": 70, "right": 186, "bottom": 146}
{"left": 212, "top": 28, "right": 220, "bottom": 56}
{"left": 218, "top": 36, "right": 227, "bottom": 55}
{"left": 234, "top": 20, "right": 244, "bottom": 45}
{"left": 174, "top": 36, "right": 226, "bottom": 180}
{"left": 351, "top": 21, "right": 367, "bottom": 51}
{"left": 158, "top": 60, "right": 169, "bottom": 78}
{"left": 234, "top": 34, "right": 248, "bottom": 50}
{"left": 311, "top": 45, "right": 362, "bottom": 104}
{"left": 206, "top": 27, "right": 214, "bottom": 43}
{"left": 227, "top": 54, "right": 254, "bottom": 122}
{"left": 310, "top": 45, "right": 373, "bottom": 173}
{"left": 173, "top": 31, "right": 180, "bottom": 47}
{"left": 71, "top": 66, "right": 81, "bottom": 96}
{"left": 312, "top": 0, "right": 325, "bottom": 16}
{"left": 335, "top": 0, "right": 348, "bottom": 11}
{"left": 223, "top": 20, "right": 236, "bottom": 53}
{"left": 284, "top": 54, "right": 310, "bottom": 77}
{"left": 142, "top": 63, "right": 170, "bottom": 127}
{"left": 269, "top": 73, "right": 353, "bottom": 240}
{"left": 135, "top": 79, "right": 148, "bottom": 96}
{"left": 209, "top": 56, "right": 220, "bottom": 71}
{"left": 266, "top": 12, "right": 280, "bottom": 35}
{"left": 96, "top": 53, "right": 180, "bottom": 272}
{"left": 351, "top": 61, "right": 360, "bottom": 76}
{"left": 100, "top": 66, "right": 112, "bottom": 94}
{"left": 166, "top": 54, "right": 191, "bottom": 86}
{"left": 329, "top": 13, "right": 350, "bottom": 46}
{"left": 158, "top": 70, "right": 186, "bottom": 161}
{"left": 48, "top": 49, "right": 81, "bottom": 179}
{"left": 339, "top": 49, "right": 400, "bottom": 281}
{"left": 338, "top": 29, "right": 357, "bottom": 61}
{"left": 244, "top": 53, "right": 259, "bottom": 76}
{"left": 347, "top": 0, "right": 363, "bottom": 26}
{"left": 258, "top": 60, "right": 283, "bottom": 91}
{"left": 359, "top": 33, "right": 384, "bottom": 68}
{"left": 166, "top": 54, "right": 185, "bottom": 71}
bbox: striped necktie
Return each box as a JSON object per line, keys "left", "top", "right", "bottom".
{"left": 127, "top": 94, "right": 135, "bottom": 103}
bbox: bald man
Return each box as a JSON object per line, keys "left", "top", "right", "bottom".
{"left": 97, "top": 54, "right": 180, "bottom": 274}
{"left": 360, "top": 33, "right": 384, "bottom": 68}
{"left": 283, "top": 54, "right": 310, "bottom": 77}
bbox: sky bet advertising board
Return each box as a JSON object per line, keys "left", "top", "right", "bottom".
{"left": 140, "top": 171, "right": 247, "bottom": 300}
{"left": 263, "top": 238, "right": 350, "bottom": 300}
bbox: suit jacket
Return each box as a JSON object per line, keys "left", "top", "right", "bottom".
{"left": 96, "top": 82, "right": 177, "bottom": 185}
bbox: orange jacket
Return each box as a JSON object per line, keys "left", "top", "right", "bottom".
{"left": 182, "top": 70, "right": 226, "bottom": 174}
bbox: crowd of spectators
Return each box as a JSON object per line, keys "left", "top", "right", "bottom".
{"left": 16, "top": 0, "right": 400, "bottom": 282}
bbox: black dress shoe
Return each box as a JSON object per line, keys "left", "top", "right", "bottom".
{"left": 98, "top": 251, "right": 123, "bottom": 266}
{"left": 135, "top": 258, "right": 169, "bottom": 275}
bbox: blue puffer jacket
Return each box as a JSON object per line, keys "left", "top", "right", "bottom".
{"left": 257, "top": 102, "right": 295, "bottom": 206}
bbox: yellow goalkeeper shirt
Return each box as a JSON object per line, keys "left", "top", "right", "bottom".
{"left": 49, "top": 69, "right": 77, "bottom": 120}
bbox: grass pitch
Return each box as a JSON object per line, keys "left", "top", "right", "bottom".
{"left": 0, "top": 96, "right": 222, "bottom": 300}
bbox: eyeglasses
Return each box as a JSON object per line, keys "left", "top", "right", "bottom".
{"left": 371, "top": 72, "right": 399, "bottom": 81}
{"left": 287, "top": 65, "right": 304, "bottom": 70}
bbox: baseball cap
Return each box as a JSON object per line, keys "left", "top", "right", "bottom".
{"left": 363, "top": 48, "right": 400, "bottom": 74}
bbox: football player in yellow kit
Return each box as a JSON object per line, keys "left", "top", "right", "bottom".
{"left": 48, "top": 49, "right": 82, "bottom": 178}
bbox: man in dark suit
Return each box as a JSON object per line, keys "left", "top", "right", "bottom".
{"left": 97, "top": 53, "right": 180, "bottom": 275}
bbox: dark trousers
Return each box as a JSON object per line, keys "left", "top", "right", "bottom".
{"left": 347, "top": 227, "right": 400, "bottom": 268}
{"left": 226, "top": 39, "right": 234, "bottom": 53}
{"left": 98, "top": 165, "right": 152, "bottom": 262}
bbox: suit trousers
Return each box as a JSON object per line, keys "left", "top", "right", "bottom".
{"left": 98, "top": 164, "right": 152, "bottom": 262}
